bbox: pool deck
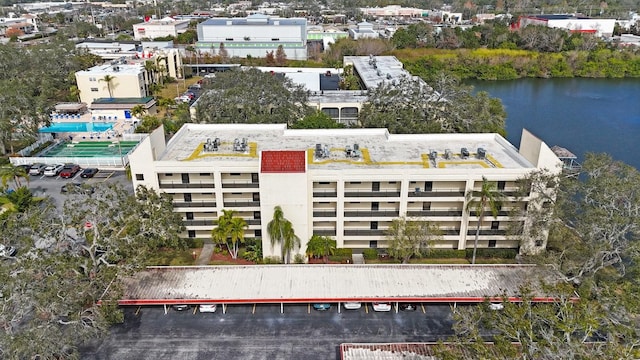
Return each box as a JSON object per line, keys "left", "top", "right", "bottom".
{"left": 47, "top": 112, "right": 137, "bottom": 141}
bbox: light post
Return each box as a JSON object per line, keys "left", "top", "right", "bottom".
{"left": 112, "top": 140, "right": 123, "bottom": 167}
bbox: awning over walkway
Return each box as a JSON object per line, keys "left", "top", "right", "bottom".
{"left": 119, "top": 264, "right": 561, "bottom": 305}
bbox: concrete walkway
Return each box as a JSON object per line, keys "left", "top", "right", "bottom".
{"left": 196, "top": 240, "right": 214, "bottom": 265}
{"left": 352, "top": 254, "right": 365, "bottom": 264}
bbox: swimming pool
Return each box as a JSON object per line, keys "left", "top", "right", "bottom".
{"left": 39, "top": 122, "right": 114, "bottom": 133}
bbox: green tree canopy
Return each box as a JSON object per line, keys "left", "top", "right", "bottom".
{"left": 386, "top": 217, "right": 441, "bottom": 264}
{"left": 195, "top": 68, "right": 311, "bottom": 125}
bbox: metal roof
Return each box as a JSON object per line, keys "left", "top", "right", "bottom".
{"left": 119, "top": 265, "right": 561, "bottom": 305}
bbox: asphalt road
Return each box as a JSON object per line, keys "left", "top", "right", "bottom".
{"left": 81, "top": 304, "right": 456, "bottom": 360}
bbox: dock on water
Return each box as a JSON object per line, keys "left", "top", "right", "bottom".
{"left": 551, "top": 145, "right": 582, "bottom": 176}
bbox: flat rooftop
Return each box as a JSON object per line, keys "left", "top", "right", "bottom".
{"left": 120, "top": 264, "right": 560, "bottom": 305}
{"left": 344, "top": 56, "right": 409, "bottom": 90}
{"left": 77, "top": 62, "right": 143, "bottom": 76}
{"left": 159, "top": 124, "right": 534, "bottom": 170}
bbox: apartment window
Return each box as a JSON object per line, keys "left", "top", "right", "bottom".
{"left": 498, "top": 181, "right": 506, "bottom": 190}
{"left": 422, "top": 202, "right": 431, "bottom": 211}
{"left": 135, "top": 174, "right": 144, "bottom": 181}
{"left": 371, "top": 202, "right": 379, "bottom": 211}
{"left": 90, "top": 88, "right": 98, "bottom": 92}
{"left": 188, "top": 230, "right": 196, "bottom": 238}
{"left": 199, "top": 173, "right": 211, "bottom": 176}
{"left": 350, "top": 181, "right": 361, "bottom": 185}
{"left": 181, "top": 173, "right": 190, "bottom": 184}
{"left": 186, "top": 212, "right": 194, "bottom": 220}
{"left": 255, "top": 229, "right": 262, "bottom": 237}
{"left": 251, "top": 173, "right": 259, "bottom": 183}
{"left": 225, "top": 38, "right": 233, "bottom": 41}
{"left": 183, "top": 193, "right": 192, "bottom": 202}
{"left": 372, "top": 182, "right": 380, "bottom": 191}
{"left": 89, "top": 77, "right": 96, "bottom": 81}
{"left": 319, "top": 182, "right": 330, "bottom": 185}
{"left": 165, "top": 173, "right": 173, "bottom": 176}
{"left": 370, "top": 221, "right": 378, "bottom": 230}
{"left": 424, "top": 181, "right": 433, "bottom": 191}
{"left": 252, "top": 193, "right": 260, "bottom": 202}
{"left": 369, "top": 240, "right": 378, "bottom": 248}
{"left": 271, "top": 38, "right": 280, "bottom": 41}
{"left": 488, "top": 240, "right": 497, "bottom": 248}
{"left": 491, "top": 221, "right": 499, "bottom": 230}
{"left": 253, "top": 211, "right": 261, "bottom": 219}
{"left": 230, "top": 173, "right": 241, "bottom": 176}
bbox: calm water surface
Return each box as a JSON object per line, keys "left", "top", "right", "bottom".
{"left": 468, "top": 78, "right": 640, "bottom": 169}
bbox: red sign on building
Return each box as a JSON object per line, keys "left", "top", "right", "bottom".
{"left": 261, "top": 151, "right": 306, "bottom": 173}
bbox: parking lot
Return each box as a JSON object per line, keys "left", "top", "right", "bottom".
{"left": 81, "top": 303, "right": 455, "bottom": 360}
{"left": 27, "top": 167, "right": 134, "bottom": 206}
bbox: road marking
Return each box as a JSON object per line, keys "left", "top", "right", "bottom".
{"left": 421, "top": 304, "right": 426, "bottom": 314}
{"left": 365, "top": 303, "right": 369, "bottom": 314}
{"left": 135, "top": 306, "right": 141, "bottom": 316}
{"left": 252, "top": 304, "right": 256, "bottom": 314}
{"left": 308, "top": 303, "right": 310, "bottom": 314}
{"left": 193, "top": 306, "right": 198, "bottom": 315}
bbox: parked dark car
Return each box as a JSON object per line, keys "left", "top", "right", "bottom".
{"left": 172, "top": 304, "right": 190, "bottom": 311}
{"left": 59, "top": 164, "right": 81, "bottom": 178}
{"left": 399, "top": 303, "right": 417, "bottom": 311}
{"left": 80, "top": 168, "right": 99, "bottom": 178}
{"left": 313, "top": 303, "right": 331, "bottom": 311}
{"left": 17, "top": 164, "right": 31, "bottom": 173}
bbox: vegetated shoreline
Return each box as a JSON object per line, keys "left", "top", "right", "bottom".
{"left": 392, "top": 48, "right": 640, "bottom": 81}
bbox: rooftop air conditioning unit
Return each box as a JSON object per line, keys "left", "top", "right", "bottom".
{"left": 461, "top": 147, "right": 470, "bottom": 158}
{"left": 477, "top": 147, "right": 486, "bottom": 159}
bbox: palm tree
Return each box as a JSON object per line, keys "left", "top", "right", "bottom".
{"left": 306, "top": 235, "right": 336, "bottom": 263}
{"left": 211, "top": 210, "right": 247, "bottom": 259}
{"left": 267, "top": 206, "right": 300, "bottom": 264}
{"left": 99, "top": 74, "right": 116, "bottom": 98}
{"left": 466, "top": 176, "right": 504, "bottom": 264}
{"left": 131, "top": 104, "right": 146, "bottom": 119}
{"left": 0, "top": 165, "right": 29, "bottom": 190}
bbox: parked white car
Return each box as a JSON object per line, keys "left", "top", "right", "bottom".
{"left": 43, "top": 164, "right": 64, "bottom": 177}
{"left": 489, "top": 303, "right": 504, "bottom": 311}
{"left": 343, "top": 302, "right": 361, "bottom": 310}
{"left": 372, "top": 302, "right": 392, "bottom": 312}
{"left": 199, "top": 304, "right": 217, "bottom": 313}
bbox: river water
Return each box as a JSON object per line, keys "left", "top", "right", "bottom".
{"left": 468, "top": 78, "right": 640, "bottom": 170}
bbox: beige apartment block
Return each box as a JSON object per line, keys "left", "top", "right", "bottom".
{"left": 128, "top": 124, "right": 562, "bottom": 261}
{"left": 75, "top": 63, "right": 149, "bottom": 104}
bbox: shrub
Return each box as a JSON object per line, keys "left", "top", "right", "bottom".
{"left": 362, "top": 248, "right": 378, "bottom": 260}
{"left": 465, "top": 248, "right": 518, "bottom": 259}
{"left": 328, "top": 255, "right": 350, "bottom": 262}
{"left": 293, "top": 254, "right": 306, "bottom": 264}
{"left": 423, "top": 249, "right": 467, "bottom": 259}
{"left": 186, "top": 238, "right": 205, "bottom": 248}
{"left": 262, "top": 256, "right": 282, "bottom": 264}
{"left": 334, "top": 248, "right": 353, "bottom": 257}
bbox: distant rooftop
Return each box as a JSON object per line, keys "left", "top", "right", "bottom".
{"left": 344, "top": 56, "right": 410, "bottom": 90}
{"left": 158, "top": 123, "right": 534, "bottom": 170}
{"left": 92, "top": 97, "right": 154, "bottom": 104}
{"left": 200, "top": 13, "right": 306, "bottom": 26}
{"left": 77, "top": 62, "right": 143, "bottom": 75}
{"left": 120, "top": 264, "right": 561, "bottom": 305}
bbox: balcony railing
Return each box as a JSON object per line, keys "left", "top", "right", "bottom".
{"left": 222, "top": 182, "right": 259, "bottom": 188}
{"left": 245, "top": 219, "right": 261, "bottom": 225}
{"left": 159, "top": 182, "right": 215, "bottom": 189}
{"left": 344, "top": 190, "right": 400, "bottom": 198}
{"left": 408, "top": 190, "right": 465, "bottom": 197}
{"left": 469, "top": 211, "right": 511, "bottom": 217}
{"left": 313, "top": 211, "right": 337, "bottom": 217}
{"left": 173, "top": 201, "right": 217, "bottom": 208}
{"left": 441, "top": 229, "right": 461, "bottom": 236}
{"left": 183, "top": 219, "right": 215, "bottom": 226}
{"left": 343, "top": 210, "right": 399, "bottom": 217}
{"left": 313, "top": 191, "right": 338, "bottom": 198}
{"left": 313, "top": 229, "right": 337, "bottom": 236}
{"left": 344, "top": 229, "right": 386, "bottom": 236}
{"left": 406, "top": 210, "right": 463, "bottom": 217}
{"left": 224, "top": 200, "right": 260, "bottom": 207}
{"left": 466, "top": 229, "right": 508, "bottom": 236}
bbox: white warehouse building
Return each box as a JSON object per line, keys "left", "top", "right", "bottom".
{"left": 196, "top": 14, "right": 307, "bottom": 60}
{"left": 129, "top": 124, "right": 561, "bottom": 261}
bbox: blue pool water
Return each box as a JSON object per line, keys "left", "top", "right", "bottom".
{"left": 39, "top": 122, "right": 114, "bottom": 133}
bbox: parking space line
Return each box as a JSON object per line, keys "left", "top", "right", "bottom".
{"left": 308, "top": 303, "right": 310, "bottom": 314}
{"left": 421, "top": 304, "right": 426, "bottom": 314}
{"left": 365, "top": 303, "right": 369, "bottom": 314}
{"left": 252, "top": 304, "right": 256, "bottom": 314}
{"left": 135, "top": 306, "right": 141, "bottom": 316}
{"left": 193, "top": 306, "right": 198, "bottom": 315}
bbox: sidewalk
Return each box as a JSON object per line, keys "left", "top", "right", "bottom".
{"left": 196, "top": 240, "right": 214, "bottom": 265}
{"left": 352, "top": 254, "right": 365, "bottom": 264}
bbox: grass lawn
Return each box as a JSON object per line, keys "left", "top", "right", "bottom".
{"left": 146, "top": 248, "right": 200, "bottom": 266}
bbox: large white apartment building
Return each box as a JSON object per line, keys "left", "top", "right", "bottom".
{"left": 129, "top": 124, "right": 561, "bottom": 260}
{"left": 196, "top": 14, "right": 307, "bottom": 60}
{"left": 132, "top": 17, "right": 191, "bottom": 40}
